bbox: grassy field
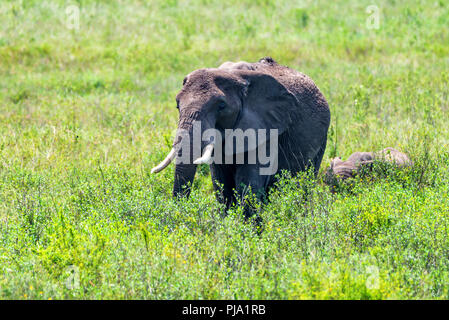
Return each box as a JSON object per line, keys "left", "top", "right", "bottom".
{"left": 0, "top": 0, "right": 448, "bottom": 299}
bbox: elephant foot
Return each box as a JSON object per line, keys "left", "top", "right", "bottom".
{"left": 243, "top": 207, "right": 264, "bottom": 235}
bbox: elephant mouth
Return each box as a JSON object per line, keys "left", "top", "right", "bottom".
{"left": 151, "top": 142, "right": 215, "bottom": 173}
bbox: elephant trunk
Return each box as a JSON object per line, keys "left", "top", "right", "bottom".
{"left": 173, "top": 162, "right": 197, "bottom": 198}
{"left": 172, "top": 113, "right": 202, "bottom": 198}
{"left": 153, "top": 109, "right": 213, "bottom": 198}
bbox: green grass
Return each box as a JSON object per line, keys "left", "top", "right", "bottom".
{"left": 0, "top": 0, "right": 448, "bottom": 299}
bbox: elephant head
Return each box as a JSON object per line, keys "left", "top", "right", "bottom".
{"left": 151, "top": 67, "right": 300, "bottom": 197}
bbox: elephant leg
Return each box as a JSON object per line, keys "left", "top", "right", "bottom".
{"left": 210, "top": 164, "right": 236, "bottom": 210}
{"left": 312, "top": 140, "right": 327, "bottom": 177}
{"left": 234, "top": 164, "right": 270, "bottom": 221}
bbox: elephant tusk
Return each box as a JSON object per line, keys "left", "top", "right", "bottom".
{"left": 151, "top": 148, "right": 176, "bottom": 173}
{"left": 193, "top": 144, "right": 214, "bottom": 165}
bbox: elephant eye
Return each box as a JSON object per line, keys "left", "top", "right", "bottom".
{"left": 217, "top": 101, "right": 227, "bottom": 110}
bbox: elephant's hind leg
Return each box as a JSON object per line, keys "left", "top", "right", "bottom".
{"left": 312, "top": 141, "right": 327, "bottom": 176}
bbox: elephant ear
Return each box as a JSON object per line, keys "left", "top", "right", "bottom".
{"left": 231, "top": 70, "right": 300, "bottom": 153}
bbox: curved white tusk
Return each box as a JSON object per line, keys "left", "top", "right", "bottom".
{"left": 193, "top": 144, "right": 214, "bottom": 165}
{"left": 151, "top": 148, "right": 176, "bottom": 173}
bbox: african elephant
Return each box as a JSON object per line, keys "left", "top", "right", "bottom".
{"left": 325, "top": 147, "right": 413, "bottom": 186}
{"left": 152, "top": 57, "right": 331, "bottom": 216}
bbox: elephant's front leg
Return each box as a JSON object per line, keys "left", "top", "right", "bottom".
{"left": 209, "top": 164, "right": 236, "bottom": 210}
{"left": 234, "top": 164, "right": 270, "bottom": 221}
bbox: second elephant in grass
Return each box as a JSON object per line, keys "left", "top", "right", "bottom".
{"left": 325, "top": 147, "right": 413, "bottom": 186}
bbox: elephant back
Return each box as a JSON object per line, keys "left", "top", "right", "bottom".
{"left": 253, "top": 57, "right": 330, "bottom": 127}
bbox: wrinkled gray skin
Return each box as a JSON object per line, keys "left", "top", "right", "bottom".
{"left": 171, "top": 57, "right": 330, "bottom": 216}
{"left": 325, "top": 147, "right": 412, "bottom": 185}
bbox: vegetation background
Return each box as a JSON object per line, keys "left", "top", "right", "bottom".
{"left": 0, "top": 0, "right": 448, "bottom": 299}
